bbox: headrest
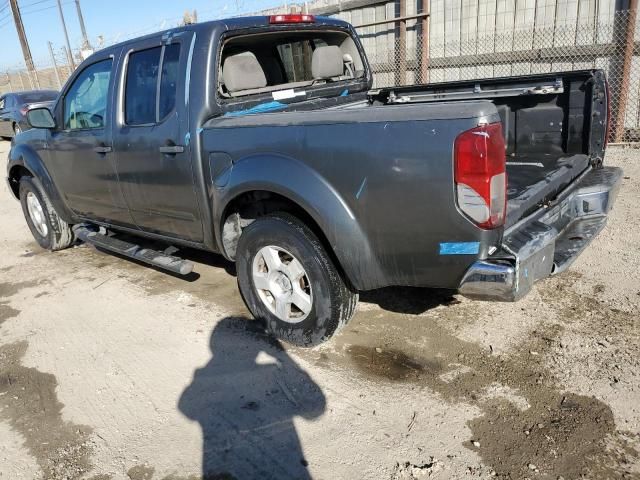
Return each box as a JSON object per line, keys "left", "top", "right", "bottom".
{"left": 311, "top": 45, "right": 344, "bottom": 79}
{"left": 222, "top": 52, "right": 267, "bottom": 92}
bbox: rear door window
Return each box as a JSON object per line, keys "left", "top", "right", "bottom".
{"left": 125, "top": 47, "right": 161, "bottom": 125}
{"left": 124, "top": 43, "right": 181, "bottom": 125}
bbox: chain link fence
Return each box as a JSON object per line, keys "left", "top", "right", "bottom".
{"left": 355, "top": 8, "right": 640, "bottom": 143}
{"left": 0, "top": 44, "right": 74, "bottom": 93}
{"left": 1, "top": 5, "right": 638, "bottom": 143}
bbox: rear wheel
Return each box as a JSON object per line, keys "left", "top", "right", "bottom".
{"left": 236, "top": 213, "right": 358, "bottom": 347}
{"left": 19, "top": 176, "right": 74, "bottom": 251}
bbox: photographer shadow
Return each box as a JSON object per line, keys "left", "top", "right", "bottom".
{"left": 179, "top": 317, "right": 325, "bottom": 479}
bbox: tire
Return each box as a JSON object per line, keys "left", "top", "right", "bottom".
{"left": 19, "top": 176, "right": 74, "bottom": 251}
{"left": 236, "top": 213, "right": 358, "bottom": 347}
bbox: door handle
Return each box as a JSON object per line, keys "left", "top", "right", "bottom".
{"left": 159, "top": 144, "right": 184, "bottom": 154}
{"left": 94, "top": 145, "right": 112, "bottom": 154}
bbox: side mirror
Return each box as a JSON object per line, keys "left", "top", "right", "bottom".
{"left": 27, "top": 107, "right": 56, "bottom": 129}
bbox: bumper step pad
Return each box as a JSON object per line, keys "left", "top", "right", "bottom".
{"left": 552, "top": 215, "right": 607, "bottom": 274}
{"left": 459, "top": 166, "right": 622, "bottom": 301}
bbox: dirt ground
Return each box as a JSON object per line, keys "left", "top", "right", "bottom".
{"left": 0, "top": 139, "right": 639, "bottom": 480}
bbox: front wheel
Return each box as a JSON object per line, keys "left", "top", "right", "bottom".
{"left": 19, "top": 176, "right": 75, "bottom": 251}
{"left": 236, "top": 213, "right": 358, "bottom": 347}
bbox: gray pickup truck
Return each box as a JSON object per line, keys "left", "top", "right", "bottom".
{"left": 6, "top": 14, "right": 621, "bottom": 346}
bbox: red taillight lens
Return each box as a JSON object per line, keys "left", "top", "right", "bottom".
{"left": 269, "top": 14, "right": 315, "bottom": 23}
{"left": 454, "top": 122, "right": 506, "bottom": 229}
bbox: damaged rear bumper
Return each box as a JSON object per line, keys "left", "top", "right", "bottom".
{"left": 459, "top": 166, "right": 623, "bottom": 302}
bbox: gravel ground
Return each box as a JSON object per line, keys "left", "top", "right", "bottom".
{"left": 0, "top": 139, "right": 639, "bottom": 480}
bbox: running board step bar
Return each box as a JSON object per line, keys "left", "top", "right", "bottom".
{"left": 74, "top": 225, "right": 194, "bottom": 276}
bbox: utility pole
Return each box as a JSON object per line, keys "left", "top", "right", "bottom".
{"left": 57, "top": 0, "right": 76, "bottom": 70}
{"left": 48, "top": 42, "right": 63, "bottom": 89}
{"left": 8, "top": 0, "right": 40, "bottom": 88}
{"left": 74, "top": 0, "right": 91, "bottom": 49}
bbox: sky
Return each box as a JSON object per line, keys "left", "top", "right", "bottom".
{"left": 0, "top": 0, "right": 287, "bottom": 70}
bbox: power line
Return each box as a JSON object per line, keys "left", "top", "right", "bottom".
{"left": 0, "top": 1, "right": 11, "bottom": 22}
{"left": 0, "top": 0, "right": 70, "bottom": 23}
{"left": 20, "top": 0, "right": 54, "bottom": 8}
{"left": 20, "top": 0, "right": 73, "bottom": 15}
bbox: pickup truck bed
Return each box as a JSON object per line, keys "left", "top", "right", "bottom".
{"left": 368, "top": 70, "right": 608, "bottom": 230}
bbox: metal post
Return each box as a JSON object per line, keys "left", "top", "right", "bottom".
{"left": 25, "top": 69, "right": 34, "bottom": 89}
{"left": 61, "top": 46, "right": 72, "bottom": 79}
{"left": 395, "top": 0, "right": 407, "bottom": 86}
{"left": 8, "top": 0, "right": 40, "bottom": 89}
{"left": 17, "top": 71, "right": 25, "bottom": 90}
{"left": 6, "top": 72, "right": 13, "bottom": 92}
{"left": 419, "top": 0, "right": 430, "bottom": 84}
{"left": 613, "top": 0, "right": 638, "bottom": 142}
{"left": 74, "top": 0, "right": 91, "bottom": 49}
{"left": 57, "top": 0, "right": 76, "bottom": 70}
{"left": 48, "top": 42, "right": 63, "bottom": 89}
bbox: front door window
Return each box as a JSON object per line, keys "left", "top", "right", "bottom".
{"left": 64, "top": 59, "right": 112, "bottom": 130}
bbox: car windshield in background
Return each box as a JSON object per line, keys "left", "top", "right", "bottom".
{"left": 19, "top": 91, "right": 58, "bottom": 104}
{"left": 219, "top": 30, "right": 366, "bottom": 99}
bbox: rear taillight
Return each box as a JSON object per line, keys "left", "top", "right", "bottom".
{"left": 454, "top": 122, "right": 506, "bottom": 229}
{"left": 269, "top": 14, "right": 315, "bottom": 23}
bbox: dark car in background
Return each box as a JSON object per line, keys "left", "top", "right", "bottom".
{"left": 0, "top": 90, "right": 58, "bottom": 138}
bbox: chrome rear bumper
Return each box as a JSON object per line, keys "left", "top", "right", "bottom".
{"left": 459, "top": 166, "right": 623, "bottom": 302}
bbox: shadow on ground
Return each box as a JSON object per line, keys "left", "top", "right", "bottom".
{"left": 178, "top": 317, "right": 325, "bottom": 479}
{"left": 359, "top": 286, "right": 459, "bottom": 314}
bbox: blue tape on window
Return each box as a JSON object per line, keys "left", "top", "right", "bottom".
{"left": 224, "top": 101, "right": 287, "bottom": 117}
{"left": 439, "top": 242, "right": 480, "bottom": 255}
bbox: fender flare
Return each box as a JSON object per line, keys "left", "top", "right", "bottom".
{"left": 7, "top": 144, "right": 75, "bottom": 224}
{"left": 214, "top": 153, "right": 384, "bottom": 291}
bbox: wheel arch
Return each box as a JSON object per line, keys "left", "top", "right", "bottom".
{"left": 215, "top": 156, "right": 384, "bottom": 291}
{"left": 7, "top": 145, "right": 75, "bottom": 223}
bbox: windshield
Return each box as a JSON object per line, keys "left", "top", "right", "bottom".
{"left": 18, "top": 91, "right": 58, "bottom": 104}
{"left": 219, "top": 29, "right": 366, "bottom": 99}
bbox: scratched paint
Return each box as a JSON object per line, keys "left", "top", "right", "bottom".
{"left": 355, "top": 177, "right": 368, "bottom": 199}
